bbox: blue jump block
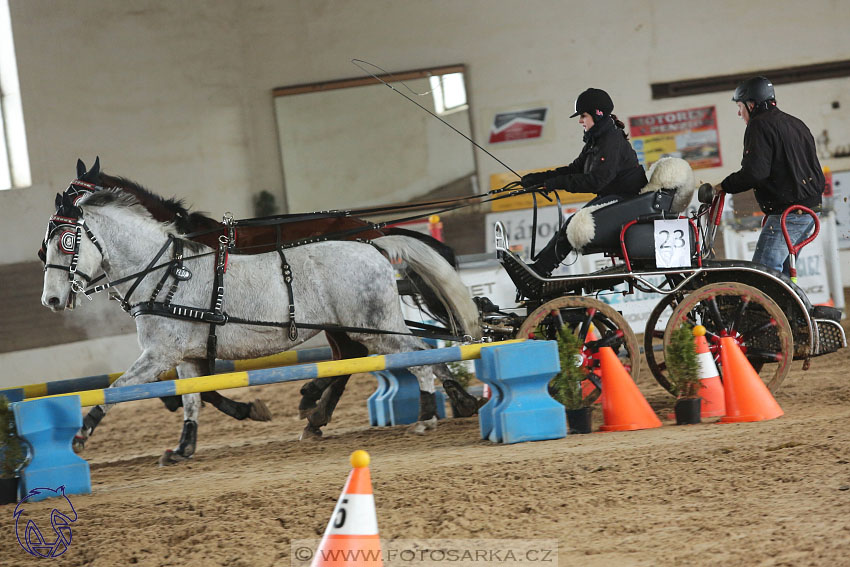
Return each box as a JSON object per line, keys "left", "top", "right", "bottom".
{"left": 475, "top": 341, "right": 566, "bottom": 444}
{"left": 367, "top": 369, "right": 446, "bottom": 426}
{"left": 12, "top": 396, "right": 91, "bottom": 502}
{"left": 473, "top": 358, "right": 504, "bottom": 442}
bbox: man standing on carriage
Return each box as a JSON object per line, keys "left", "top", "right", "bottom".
{"left": 714, "top": 76, "right": 825, "bottom": 276}
{"left": 519, "top": 88, "right": 647, "bottom": 277}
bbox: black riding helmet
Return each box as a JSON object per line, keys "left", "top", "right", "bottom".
{"left": 732, "top": 76, "right": 775, "bottom": 104}
{"left": 570, "top": 88, "right": 614, "bottom": 118}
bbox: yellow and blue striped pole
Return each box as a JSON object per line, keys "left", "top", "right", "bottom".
{"left": 0, "top": 347, "right": 334, "bottom": 402}
{"left": 38, "top": 340, "right": 522, "bottom": 407}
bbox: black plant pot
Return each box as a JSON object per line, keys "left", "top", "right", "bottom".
{"left": 566, "top": 407, "right": 594, "bottom": 434}
{"left": 0, "top": 476, "right": 19, "bottom": 505}
{"left": 674, "top": 398, "right": 702, "bottom": 425}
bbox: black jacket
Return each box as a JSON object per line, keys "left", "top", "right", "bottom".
{"left": 721, "top": 106, "right": 824, "bottom": 214}
{"left": 541, "top": 117, "right": 647, "bottom": 197}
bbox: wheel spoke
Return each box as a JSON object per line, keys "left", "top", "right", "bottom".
{"left": 739, "top": 319, "right": 778, "bottom": 341}
{"left": 745, "top": 347, "right": 784, "bottom": 363}
{"left": 579, "top": 308, "right": 596, "bottom": 341}
{"left": 707, "top": 296, "right": 726, "bottom": 332}
{"left": 730, "top": 297, "right": 751, "bottom": 335}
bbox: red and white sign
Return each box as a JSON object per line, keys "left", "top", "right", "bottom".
{"left": 488, "top": 107, "right": 547, "bottom": 144}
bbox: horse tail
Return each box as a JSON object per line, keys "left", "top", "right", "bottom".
{"left": 372, "top": 235, "right": 481, "bottom": 340}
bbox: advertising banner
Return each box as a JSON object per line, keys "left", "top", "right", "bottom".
{"left": 629, "top": 106, "right": 722, "bottom": 170}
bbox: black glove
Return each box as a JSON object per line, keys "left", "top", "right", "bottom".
{"left": 543, "top": 177, "right": 559, "bottom": 191}
{"left": 520, "top": 172, "right": 548, "bottom": 188}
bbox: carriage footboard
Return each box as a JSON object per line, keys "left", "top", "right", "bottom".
{"left": 814, "top": 319, "right": 846, "bottom": 356}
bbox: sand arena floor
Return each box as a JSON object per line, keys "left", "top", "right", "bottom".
{"left": 2, "top": 321, "right": 850, "bottom": 567}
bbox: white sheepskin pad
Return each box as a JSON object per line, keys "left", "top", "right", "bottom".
{"left": 640, "top": 156, "right": 696, "bottom": 213}
{"left": 566, "top": 202, "right": 609, "bottom": 251}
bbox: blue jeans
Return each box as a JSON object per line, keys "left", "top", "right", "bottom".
{"left": 752, "top": 212, "right": 817, "bottom": 275}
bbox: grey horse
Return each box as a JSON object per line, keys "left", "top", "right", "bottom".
{"left": 41, "top": 188, "right": 480, "bottom": 464}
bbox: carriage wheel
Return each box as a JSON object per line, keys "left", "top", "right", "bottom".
{"left": 516, "top": 296, "right": 641, "bottom": 404}
{"left": 644, "top": 292, "right": 685, "bottom": 394}
{"left": 663, "top": 282, "right": 794, "bottom": 393}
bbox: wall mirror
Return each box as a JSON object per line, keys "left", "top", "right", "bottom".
{"left": 273, "top": 64, "right": 477, "bottom": 214}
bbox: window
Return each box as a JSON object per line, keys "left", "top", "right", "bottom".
{"left": 0, "top": 0, "right": 30, "bottom": 190}
{"left": 430, "top": 72, "right": 467, "bottom": 115}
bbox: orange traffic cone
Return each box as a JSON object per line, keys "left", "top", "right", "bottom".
{"left": 312, "top": 450, "right": 382, "bottom": 567}
{"left": 718, "top": 337, "right": 783, "bottom": 423}
{"left": 693, "top": 325, "right": 725, "bottom": 418}
{"left": 598, "top": 346, "right": 662, "bottom": 431}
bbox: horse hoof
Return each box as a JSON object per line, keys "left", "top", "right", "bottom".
{"left": 408, "top": 416, "right": 439, "bottom": 435}
{"left": 298, "top": 401, "right": 317, "bottom": 420}
{"left": 451, "top": 396, "right": 487, "bottom": 418}
{"left": 158, "top": 449, "right": 192, "bottom": 466}
{"left": 72, "top": 435, "right": 86, "bottom": 454}
{"left": 299, "top": 425, "right": 323, "bottom": 442}
{"left": 248, "top": 399, "right": 273, "bottom": 422}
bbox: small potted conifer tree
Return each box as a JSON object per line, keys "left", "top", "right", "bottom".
{"left": 0, "top": 395, "right": 25, "bottom": 504}
{"left": 550, "top": 325, "right": 594, "bottom": 434}
{"left": 666, "top": 323, "right": 701, "bottom": 425}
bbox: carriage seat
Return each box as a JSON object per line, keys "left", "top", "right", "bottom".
{"left": 567, "top": 157, "right": 696, "bottom": 255}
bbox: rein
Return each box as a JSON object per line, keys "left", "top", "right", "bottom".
{"left": 54, "top": 177, "right": 543, "bottom": 257}
{"left": 185, "top": 180, "right": 542, "bottom": 255}
{"left": 44, "top": 176, "right": 543, "bottom": 347}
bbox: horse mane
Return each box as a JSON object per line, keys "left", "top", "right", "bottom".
{"left": 80, "top": 188, "right": 208, "bottom": 253}
{"left": 81, "top": 187, "right": 146, "bottom": 210}
{"left": 97, "top": 173, "right": 222, "bottom": 233}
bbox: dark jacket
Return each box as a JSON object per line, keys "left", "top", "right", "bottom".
{"left": 541, "top": 117, "right": 647, "bottom": 197}
{"left": 721, "top": 106, "right": 824, "bottom": 214}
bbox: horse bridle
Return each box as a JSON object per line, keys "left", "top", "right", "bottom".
{"left": 40, "top": 184, "right": 106, "bottom": 305}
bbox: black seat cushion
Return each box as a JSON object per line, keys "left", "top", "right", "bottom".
{"left": 580, "top": 189, "right": 676, "bottom": 255}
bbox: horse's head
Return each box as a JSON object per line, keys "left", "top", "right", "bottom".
{"left": 37, "top": 157, "right": 103, "bottom": 264}
{"left": 40, "top": 191, "right": 105, "bottom": 312}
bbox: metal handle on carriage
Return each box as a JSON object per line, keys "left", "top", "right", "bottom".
{"left": 494, "top": 221, "right": 509, "bottom": 251}
{"left": 780, "top": 205, "right": 820, "bottom": 283}
{"left": 702, "top": 188, "right": 725, "bottom": 258}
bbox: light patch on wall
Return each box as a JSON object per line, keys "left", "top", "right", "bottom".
{"left": 0, "top": 0, "right": 31, "bottom": 190}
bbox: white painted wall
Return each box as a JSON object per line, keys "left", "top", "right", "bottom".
{"left": 275, "top": 77, "right": 474, "bottom": 211}
{"left": 3, "top": 0, "right": 850, "bottom": 385}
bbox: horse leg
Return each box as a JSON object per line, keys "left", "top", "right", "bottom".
{"left": 202, "top": 391, "right": 272, "bottom": 421}
{"left": 408, "top": 364, "right": 440, "bottom": 435}
{"left": 159, "top": 359, "right": 271, "bottom": 421}
{"left": 300, "top": 376, "right": 351, "bottom": 441}
{"left": 161, "top": 390, "right": 272, "bottom": 421}
{"left": 432, "top": 363, "right": 486, "bottom": 418}
{"left": 300, "top": 333, "right": 368, "bottom": 441}
{"left": 298, "top": 376, "right": 336, "bottom": 420}
{"left": 159, "top": 360, "right": 205, "bottom": 466}
{"left": 298, "top": 331, "right": 346, "bottom": 419}
{"left": 74, "top": 350, "right": 178, "bottom": 452}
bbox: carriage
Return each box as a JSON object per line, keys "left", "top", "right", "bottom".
{"left": 477, "top": 166, "right": 846, "bottom": 397}
{"left": 39, "top": 157, "right": 845, "bottom": 460}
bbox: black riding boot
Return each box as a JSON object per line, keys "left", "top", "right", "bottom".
{"left": 529, "top": 230, "right": 572, "bottom": 277}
